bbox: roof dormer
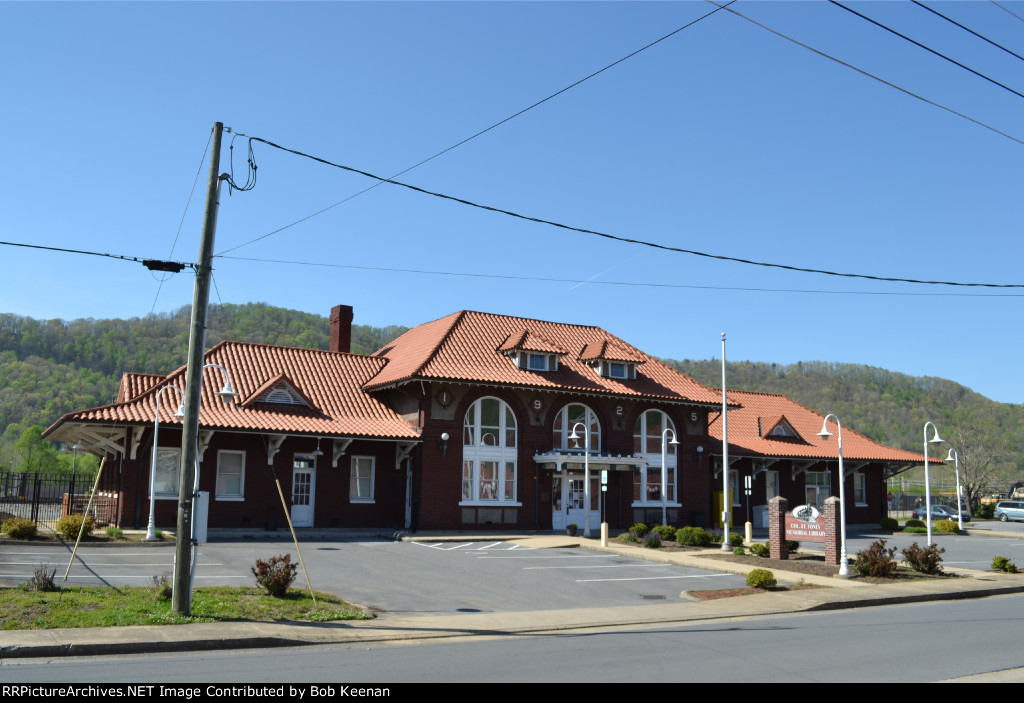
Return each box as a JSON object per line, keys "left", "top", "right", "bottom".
{"left": 498, "top": 330, "right": 567, "bottom": 373}
{"left": 759, "top": 415, "right": 801, "bottom": 440}
{"left": 242, "top": 373, "right": 319, "bottom": 411}
{"left": 578, "top": 339, "right": 645, "bottom": 380}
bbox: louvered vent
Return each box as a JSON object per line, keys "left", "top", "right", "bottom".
{"left": 260, "top": 384, "right": 306, "bottom": 406}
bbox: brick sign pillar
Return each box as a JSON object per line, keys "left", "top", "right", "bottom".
{"left": 823, "top": 496, "right": 841, "bottom": 565}
{"left": 768, "top": 495, "right": 788, "bottom": 560}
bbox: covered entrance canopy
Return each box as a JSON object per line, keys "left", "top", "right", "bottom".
{"left": 534, "top": 450, "right": 648, "bottom": 530}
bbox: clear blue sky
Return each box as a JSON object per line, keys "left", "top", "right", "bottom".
{"left": 2, "top": 1, "right": 1022, "bottom": 404}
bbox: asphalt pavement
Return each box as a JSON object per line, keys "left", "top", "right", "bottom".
{"left": 3, "top": 526, "right": 1024, "bottom": 660}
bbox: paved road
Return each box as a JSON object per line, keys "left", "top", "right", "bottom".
{"left": 4, "top": 593, "right": 1022, "bottom": 682}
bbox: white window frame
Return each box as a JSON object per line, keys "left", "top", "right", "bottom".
{"left": 631, "top": 410, "right": 679, "bottom": 506}
{"left": 462, "top": 397, "right": 519, "bottom": 505}
{"left": 527, "top": 352, "right": 549, "bottom": 371}
{"left": 215, "top": 450, "right": 245, "bottom": 501}
{"left": 152, "top": 447, "right": 180, "bottom": 499}
{"left": 350, "top": 456, "right": 375, "bottom": 503}
{"left": 552, "top": 403, "right": 601, "bottom": 452}
{"left": 853, "top": 472, "right": 867, "bottom": 506}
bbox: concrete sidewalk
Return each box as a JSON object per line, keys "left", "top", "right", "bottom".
{"left": 3, "top": 533, "right": 1024, "bottom": 659}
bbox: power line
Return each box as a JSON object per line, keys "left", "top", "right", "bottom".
{"left": 219, "top": 255, "right": 1024, "bottom": 298}
{"left": 214, "top": 1, "right": 734, "bottom": 257}
{"left": 0, "top": 240, "right": 194, "bottom": 271}
{"left": 704, "top": 0, "right": 1024, "bottom": 147}
{"left": 222, "top": 133, "right": 1024, "bottom": 290}
{"left": 830, "top": 0, "right": 1024, "bottom": 101}
{"left": 990, "top": 0, "right": 1024, "bottom": 25}
{"left": 912, "top": 1, "right": 1024, "bottom": 64}
{"left": 152, "top": 129, "right": 214, "bottom": 314}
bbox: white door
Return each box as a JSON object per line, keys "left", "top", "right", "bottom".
{"left": 291, "top": 457, "right": 316, "bottom": 527}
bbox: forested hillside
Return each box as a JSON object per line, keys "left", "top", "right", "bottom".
{"left": 0, "top": 303, "right": 408, "bottom": 473}
{"left": 2, "top": 304, "right": 1020, "bottom": 502}
{"left": 667, "top": 358, "right": 1024, "bottom": 502}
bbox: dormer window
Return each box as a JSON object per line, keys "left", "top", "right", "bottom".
{"left": 527, "top": 353, "right": 551, "bottom": 372}
{"left": 498, "top": 330, "right": 566, "bottom": 373}
{"left": 579, "top": 340, "right": 644, "bottom": 380}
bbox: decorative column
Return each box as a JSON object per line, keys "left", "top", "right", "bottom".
{"left": 823, "top": 496, "right": 841, "bottom": 565}
{"left": 768, "top": 495, "right": 789, "bottom": 560}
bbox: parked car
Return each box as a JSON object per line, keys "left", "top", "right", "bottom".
{"left": 912, "top": 505, "right": 971, "bottom": 522}
{"left": 994, "top": 501, "right": 1024, "bottom": 522}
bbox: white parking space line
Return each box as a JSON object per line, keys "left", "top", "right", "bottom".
{"left": 474, "top": 542, "right": 504, "bottom": 550}
{"left": 475, "top": 554, "right": 616, "bottom": 559}
{"left": 576, "top": 573, "right": 733, "bottom": 583}
{"left": 0, "top": 561, "right": 221, "bottom": 567}
{"left": 525, "top": 564, "right": 671, "bottom": 570}
{"left": 411, "top": 542, "right": 476, "bottom": 551}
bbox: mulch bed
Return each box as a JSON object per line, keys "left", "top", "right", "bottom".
{"left": 688, "top": 585, "right": 822, "bottom": 601}
{"left": 699, "top": 551, "right": 959, "bottom": 582}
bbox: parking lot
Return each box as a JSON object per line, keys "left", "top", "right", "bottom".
{"left": 0, "top": 538, "right": 750, "bottom": 616}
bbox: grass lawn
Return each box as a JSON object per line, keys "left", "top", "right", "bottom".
{"left": 0, "top": 585, "right": 370, "bottom": 630}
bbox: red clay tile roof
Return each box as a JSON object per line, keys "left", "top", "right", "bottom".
{"left": 116, "top": 373, "right": 165, "bottom": 403}
{"left": 497, "top": 329, "right": 568, "bottom": 355}
{"left": 708, "top": 390, "right": 930, "bottom": 463}
{"left": 578, "top": 339, "right": 647, "bottom": 364}
{"left": 46, "top": 341, "right": 419, "bottom": 440}
{"left": 366, "top": 310, "right": 723, "bottom": 405}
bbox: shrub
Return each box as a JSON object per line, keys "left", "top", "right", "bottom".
{"left": 2, "top": 517, "right": 37, "bottom": 540}
{"left": 905, "top": 519, "right": 926, "bottom": 528}
{"left": 901, "top": 542, "right": 945, "bottom": 575}
{"left": 992, "top": 556, "right": 1019, "bottom": 574}
{"left": 642, "top": 532, "right": 662, "bottom": 549}
{"left": 29, "top": 564, "right": 57, "bottom": 592}
{"left": 151, "top": 571, "right": 172, "bottom": 601}
{"left": 620, "top": 532, "right": 638, "bottom": 543}
{"left": 56, "top": 514, "right": 94, "bottom": 540}
{"left": 732, "top": 546, "right": 745, "bottom": 555}
{"left": 853, "top": 540, "right": 898, "bottom": 578}
{"left": 729, "top": 532, "right": 744, "bottom": 548}
{"left": 629, "top": 522, "right": 649, "bottom": 538}
{"left": 105, "top": 526, "right": 124, "bottom": 539}
{"left": 651, "top": 524, "right": 677, "bottom": 542}
{"left": 676, "top": 526, "right": 712, "bottom": 547}
{"left": 746, "top": 569, "right": 777, "bottom": 589}
{"left": 977, "top": 504, "right": 995, "bottom": 520}
{"left": 252, "top": 554, "right": 298, "bottom": 597}
{"left": 879, "top": 517, "right": 898, "bottom": 531}
{"left": 934, "top": 520, "right": 961, "bottom": 534}
{"left": 749, "top": 542, "right": 770, "bottom": 558}
{"left": 904, "top": 526, "right": 928, "bottom": 534}
{"left": 786, "top": 540, "right": 800, "bottom": 554}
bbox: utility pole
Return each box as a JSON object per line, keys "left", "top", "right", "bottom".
{"left": 173, "top": 122, "right": 225, "bottom": 615}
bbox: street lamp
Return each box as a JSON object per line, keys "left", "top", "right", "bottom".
{"left": 661, "top": 427, "right": 679, "bottom": 527}
{"left": 148, "top": 384, "right": 185, "bottom": 541}
{"left": 818, "top": 414, "right": 849, "bottom": 577}
{"left": 567, "top": 422, "right": 591, "bottom": 538}
{"left": 945, "top": 447, "right": 964, "bottom": 531}
{"left": 923, "top": 421, "right": 944, "bottom": 546}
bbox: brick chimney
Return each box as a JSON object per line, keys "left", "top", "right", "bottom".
{"left": 330, "top": 305, "right": 354, "bottom": 353}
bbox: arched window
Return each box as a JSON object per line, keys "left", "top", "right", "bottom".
{"left": 552, "top": 403, "right": 601, "bottom": 452}
{"left": 462, "top": 397, "right": 518, "bottom": 503}
{"left": 632, "top": 409, "right": 678, "bottom": 505}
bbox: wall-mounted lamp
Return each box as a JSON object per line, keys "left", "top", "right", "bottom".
{"left": 312, "top": 437, "right": 324, "bottom": 457}
{"left": 694, "top": 445, "right": 704, "bottom": 464}
{"left": 439, "top": 432, "right": 450, "bottom": 457}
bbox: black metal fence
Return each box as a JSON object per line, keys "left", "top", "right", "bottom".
{"left": 0, "top": 470, "right": 121, "bottom": 531}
